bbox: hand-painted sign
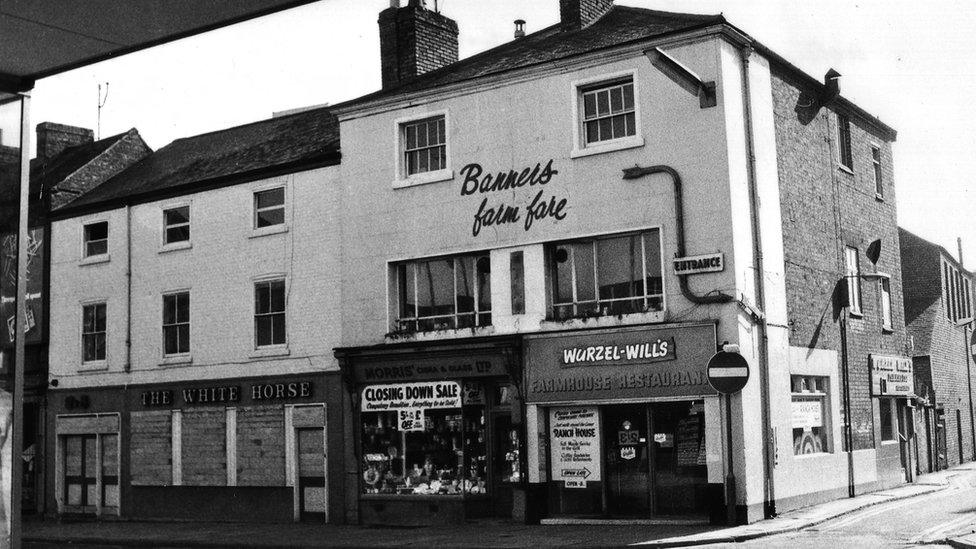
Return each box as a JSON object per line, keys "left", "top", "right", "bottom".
{"left": 550, "top": 407, "right": 601, "bottom": 487}
{"left": 1, "top": 229, "right": 44, "bottom": 348}
{"left": 361, "top": 381, "right": 461, "bottom": 411}
{"left": 561, "top": 338, "right": 675, "bottom": 366}
{"left": 673, "top": 253, "right": 724, "bottom": 276}
{"left": 459, "top": 160, "right": 568, "bottom": 237}
{"left": 870, "top": 354, "right": 914, "bottom": 396}
{"left": 791, "top": 400, "right": 823, "bottom": 429}
{"left": 398, "top": 408, "right": 425, "bottom": 431}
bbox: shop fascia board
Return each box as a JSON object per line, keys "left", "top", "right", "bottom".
{"left": 335, "top": 333, "right": 523, "bottom": 361}
{"left": 332, "top": 23, "right": 742, "bottom": 122}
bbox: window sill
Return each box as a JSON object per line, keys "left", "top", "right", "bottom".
{"left": 80, "top": 254, "right": 110, "bottom": 266}
{"left": 881, "top": 327, "right": 894, "bottom": 334}
{"left": 249, "top": 345, "right": 290, "bottom": 359}
{"left": 570, "top": 136, "right": 644, "bottom": 159}
{"left": 838, "top": 165, "right": 854, "bottom": 176}
{"left": 159, "top": 355, "right": 192, "bottom": 367}
{"left": 539, "top": 310, "right": 666, "bottom": 332}
{"left": 880, "top": 439, "right": 899, "bottom": 446}
{"left": 847, "top": 310, "right": 863, "bottom": 319}
{"left": 393, "top": 168, "right": 454, "bottom": 190}
{"left": 386, "top": 325, "right": 494, "bottom": 343}
{"left": 159, "top": 241, "right": 192, "bottom": 254}
{"left": 793, "top": 452, "right": 833, "bottom": 459}
{"left": 875, "top": 193, "right": 885, "bottom": 202}
{"left": 78, "top": 361, "right": 108, "bottom": 372}
{"left": 250, "top": 224, "right": 289, "bottom": 239}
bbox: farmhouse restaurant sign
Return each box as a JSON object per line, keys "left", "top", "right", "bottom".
{"left": 870, "top": 354, "right": 914, "bottom": 397}
{"left": 460, "top": 160, "right": 568, "bottom": 237}
{"left": 361, "top": 381, "right": 461, "bottom": 412}
{"left": 526, "top": 324, "right": 716, "bottom": 402}
{"left": 673, "top": 253, "right": 724, "bottom": 276}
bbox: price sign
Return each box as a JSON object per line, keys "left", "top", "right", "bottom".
{"left": 398, "top": 408, "right": 425, "bottom": 431}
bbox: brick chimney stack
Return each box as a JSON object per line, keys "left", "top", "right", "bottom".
{"left": 559, "top": 0, "right": 614, "bottom": 31}
{"left": 36, "top": 122, "right": 93, "bottom": 160}
{"left": 379, "top": 0, "right": 459, "bottom": 90}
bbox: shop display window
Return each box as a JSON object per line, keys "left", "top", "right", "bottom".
{"left": 361, "top": 385, "right": 489, "bottom": 496}
{"left": 791, "top": 375, "right": 831, "bottom": 455}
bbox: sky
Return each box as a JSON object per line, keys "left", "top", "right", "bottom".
{"left": 14, "top": 0, "right": 976, "bottom": 265}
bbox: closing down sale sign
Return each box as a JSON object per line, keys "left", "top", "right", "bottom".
{"left": 361, "top": 381, "right": 461, "bottom": 411}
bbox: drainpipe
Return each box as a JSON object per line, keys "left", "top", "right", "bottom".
{"left": 739, "top": 45, "right": 776, "bottom": 518}
{"left": 124, "top": 203, "right": 132, "bottom": 372}
{"left": 621, "top": 164, "right": 733, "bottom": 305}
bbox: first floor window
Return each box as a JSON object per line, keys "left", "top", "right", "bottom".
{"left": 82, "top": 303, "right": 106, "bottom": 362}
{"left": 254, "top": 279, "right": 286, "bottom": 347}
{"left": 581, "top": 78, "right": 636, "bottom": 145}
{"left": 871, "top": 146, "right": 883, "bottom": 197}
{"left": 402, "top": 115, "right": 446, "bottom": 176}
{"left": 83, "top": 221, "right": 108, "bottom": 257}
{"left": 549, "top": 229, "right": 663, "bottom": 320}
{"left": 879, "top": 398, "right": 896, "bottom": 442}
{"left": 162, "top": 292, "right": 190, "bottom": 355}
{"left": 838, "top": 114, "right": 853, "bottom": 170}
{"left": 396, "top": 253, "right": 491, "bottom": 331}
{"left": 845, "top": 246, "right": 862, "bottom": 315}
{"left": 791, "top": 375, "right": 830, "bottom": 455}
{"left": 880, "top": 277, "right": 893, "bottom": 331}
{"left": 163, "top": 206, "right": 190, "bottom": 244}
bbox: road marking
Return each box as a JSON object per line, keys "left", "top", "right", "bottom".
{"left": 908, "top": 512, "right": 976, "bottom": 544}
{"left": 818, "top": 486, "right": 960, "bottom": 532}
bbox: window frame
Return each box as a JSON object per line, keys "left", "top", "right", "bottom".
{"left": 880, "top": 276, "right": 893, "bottom": 332}
{"left": 253, "top": 186, "right": 286, "bottom": 231}
{"left": 879, "top": 397, "right": 897, "bottom": 443}
{"left": 393, "top": 110, "right": 452, "bottom": 188}
{"left": 570, "top": 70, "right": 644, "bottom": 158}
{"left": 81, "top": 302, "right": 107, "bottom": 364}
{"left": 790, "top": 375, "right": 832, "bottom": 455}
{"left": 162, "top": 204, "right": 191, "bottom": 247}
{"left": 871, "top": 145, "right": 883, "bottom": 199}
{"left": 547, "top": 228, "right": 665, "bottom": 321}
{"left": 254, "top": 278, "right": 287, "bottom": 349}
{"left": 394, "top": 253, "right": 492, "bottom": 333}
{"left": 162, "top": 291, "right": 190, "bottom": 358}
{"left": 844, "top": 246, "right": 862, "bottom": 316}
{"left": 838, "top": 113, "right": 853, "bottom": 171}
{"left": 82, "top": 220, "right": 109, "bottom": 260}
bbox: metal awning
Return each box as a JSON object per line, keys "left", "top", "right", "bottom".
{"left": 0, "top": 0, "right": 318, "bottom": 92}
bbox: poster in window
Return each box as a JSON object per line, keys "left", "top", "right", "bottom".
{"left": 675, "top": 416, "right": 703, "bottom": 467}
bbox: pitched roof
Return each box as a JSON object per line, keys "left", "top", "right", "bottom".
{"left": 345, "top": 6, "right": 724, "bottom": 106}
{"left": 56, "top": 106, "right": 340, "bottom": 215}
{"left": 32, "top": 130, "right": 132, "bottom": 194}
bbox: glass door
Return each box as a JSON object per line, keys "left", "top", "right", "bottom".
{"left": 603, "top": 404, "right": 650, "bottom": 516}
{"left": 650, "top": 401, "right": 708, "bottom": 516}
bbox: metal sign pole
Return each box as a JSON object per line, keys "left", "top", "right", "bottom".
{"left": 725, "top": 392, "right": 736, "bottom": 525}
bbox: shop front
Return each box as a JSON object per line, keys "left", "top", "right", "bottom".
{"left": 524, "top": 323, "right": 722, "bottom": 520}
{"left": 336, "top": 336, "right": 524, "bottom": 525}
{"left": 870, "top": 354, "right": 916, "bottom": 483}
{"left": 46, "top": 372, "right": 344, "bottom": 523}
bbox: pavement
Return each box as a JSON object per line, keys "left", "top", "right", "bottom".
{"left": 21, "top": 465, "right": 976, "bottom": 548}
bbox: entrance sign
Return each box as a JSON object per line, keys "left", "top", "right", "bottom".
{"left": 361, "top": 381, "right": 461, "bottom": 411}
{"left": 549, "top": 407, "right": 601, "bottom": 486}
{"left": 869, "top": 355, "right": 913, "bottom": 396}
{"left": 673, "top": 253, "right": 724, "bottom": 276}
{"left": 706, "top": 351, "right": 750, "bottom": 394}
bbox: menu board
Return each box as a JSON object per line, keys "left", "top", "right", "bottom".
{"left": 675, "top": 416, "right": 704, "bottom": 467}
{"left": 549, "top": 407, "right": 601, "bottom": 486}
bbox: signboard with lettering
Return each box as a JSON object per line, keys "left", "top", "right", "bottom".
{"left": 139, "top": 380, "right": 314, "bottom": 407}
{"left": 351, "top": 353, "right": 507, "bottom": 383}
{"left": 525, "top": 324, "right": 716, "bottom": 403}
{"left": 870, "top": 354, "right": 914, "bottom": 397}
{"left": 398, "top": 408, "right": 425, "bottom": 431}
{"left": 360, "top": 381, "right": 461, "bottom": 412}
{"left": 791, "top": 400, "right": 823, "bottom": 429}
{"left": 673, "top": 253, "right": 724, "bottom": 276}
{"left": 1, "top": 229, "right": 44, "bottom": 348}
{"left": 549, "top": 407, "right": 601, "bottom": 486}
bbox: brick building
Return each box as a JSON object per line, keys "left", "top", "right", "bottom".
{"left": 900, "top": 228, "right": 975, "bottom": 474}
{"left": 43, "top": 110, "right": 345, "bottom": 522}
{"left": 0, "top": 122, "right": 150, "bottom": 514}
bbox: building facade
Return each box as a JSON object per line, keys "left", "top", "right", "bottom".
{"left": 44, "top": 111, "right": 346, "bottom": 522}
{"left": 900, "top": 228, "right": 975, "bottom": 474}
{"left": 332, "top": 0, "right": 909, "bottom": 525}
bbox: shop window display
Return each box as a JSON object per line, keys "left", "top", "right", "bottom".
{"left": 361, "top": 387, "right": 489, "bottom": 496}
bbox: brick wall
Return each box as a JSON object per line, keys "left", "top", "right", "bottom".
{"left": 51, "top": 129, "right": 152, "bottom": 210}
{"left": 36, "top": 122, "right": 92, "bottom": 160}
{"left": 182, "top": 409, "right": 226, "bottom": 486}
{"left": 772, "top": 71, "right": 906, "bottom": 450}
{"left": 236, "top": 405, "right": 285, "bottom": 486}
{"left": 130, "top": 410, "right": 171, "bottom": 485}
{"left": 378, "top": 4, "right": 458, "bottom": 89}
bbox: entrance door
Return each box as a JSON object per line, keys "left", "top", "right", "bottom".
{"left": 491, "top": 413, "right": 519, "bottom": 517}
{"left": 603, "top": 404, "right": 650, "bottom": 516}
{"left": 936, "top": 409, "right": 948, "bottom": 470}
{"left": 297, "top": 428, "right": 326, "bottom": 521}
{"left": 63, "top": 435, "right": 97, "bottom": 512}
{"left": 897, "top": 402, "right": 914, "bottom": 482}
{"left": 650, "top": 401, "right": 708, "bottom": 516}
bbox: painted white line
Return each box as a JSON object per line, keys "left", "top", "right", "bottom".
{"left": 819, "top": 488, "right": 956, "bottom": 532}
{"left": 709, "top": 367, "right": 748, "bottom": 377}
{"left": 909, "top": 512, "right": 976, "bottom": 544}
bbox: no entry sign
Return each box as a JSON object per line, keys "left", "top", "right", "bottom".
{"left": 707, "top": 351, "right": 750, "bottom": 394}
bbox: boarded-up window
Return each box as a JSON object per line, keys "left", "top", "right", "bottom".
{"left": 237, "top": 405, "right": 285, "bottom": 486}
{"left": 182, "top": 409, "right": 227, "bottom": 486}
{"left": 130, "top": 411, "right": 172, "bottom": 486}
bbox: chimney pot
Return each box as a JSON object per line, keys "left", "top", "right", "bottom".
{"left": 560, "top": 0, "right": 614, "bottom": 31}
{"left": 514, "top": 19, "right": 526, "bottom": 38}
{"left": 378, "top": 1, "right": 459, "bottom": 89}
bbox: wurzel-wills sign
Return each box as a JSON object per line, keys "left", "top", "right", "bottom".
{"left": 869, "top": 354, "right": 914, "bottom": 397}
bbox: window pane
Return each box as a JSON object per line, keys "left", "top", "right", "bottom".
{"left": 255, "top": 283, "right": 271, "bottom": 314}
{"left": 94, "top": 333, "right": 106, "bottom": 361}
{"left": 624, "top": 112, "right": 636, "bottom": 137}
{"left": 583, "top": 93, "right": 596, "bottom": 118}
{"left": 610, "top": 86, "right": 623, "bottom": 113}
{"left": 574, "top": 242, "right": 596, "bottom": 303}
{"left": 177, "top": 292, "right": 189, "bottom": 322}
{"left": 597, "top": 235, "right": 639, "bottom": 301}
{"left": 552, "top": 246, "right": 575, "bottom": 304}
{"left": 166, "top": 226, "right": 190, "bottom": 243}
{"left": 256, "top": 316, "right": 273, "bottom": 347}
{"left": 596, "top": 90, "right": 610, "bottom": 116}
{"left": 164, "top": 326, "right": 179, "bottom": 355}
{"left": 178, "top": 324, "right": 190, "bottom": 353}
{"left": 598, "top": 118, "right": 612, "bottom": 142}
{"left": 622, "top": 83, "right": 634, "bottom": 110}
{"left": 585, "top": 121, "right": 599, "bottom": 144}
{"left": 163, "top": 295, "right": 176, "bottom": 325}
{"left": 418, "top": 148, "right": 429, "bottom": 172}
{"left": 644, "top": 230, "right": 664, "bottom": 301}
{"left": 95, "top": 304, "right": 106, "bottom": 331}
{"left": 406, "top": 124, "right": 417, "bottom": 149}
{"left": 456, "top": 257, "right": 475, "bottom": 314}
{"left": 256, "top": 188, "right": 284, "bottom": 209}
{"left": 272, "top": 313, "right": 286, "bottom": 345}
{"left": 269, "top": 280, "right": 285, "bottom": 312}
{"left": 85, "top": 222, "right": 108, "bottom": 241}
{"left": 476, "top": 255, "right": 491, "bottom": 314}
{"left": 256, "top": 207, "right": 284, "bottom": 228}
{"left": 437, "top": 118, "right": 446, "bottom": 144}
{"left": 164, "top": 207, "right": 189, "bottom": 226}
{"left": 87, "top": 240, "right": 107, "bottom": 257}
{"left": 398, "top": 264, "right": 415, "bottom": 319}
{"left": 417, "top": 122, "right": 429, "bottom": 148}
{"left": 880, "top": 399, "right": 894, "bottom": 441}
{"left": 416, "top": 259, "right": 454, "bottom": 318}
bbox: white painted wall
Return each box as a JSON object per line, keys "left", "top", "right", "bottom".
{"left": 48, "top": 166, "right": 342, "bottom": 389}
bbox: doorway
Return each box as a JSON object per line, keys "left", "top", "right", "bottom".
{"left": 603, "top": 404, "right": 650, "bottom": 516}
{"left": 296, "top": 428, "right": 325, "bottom": 521}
